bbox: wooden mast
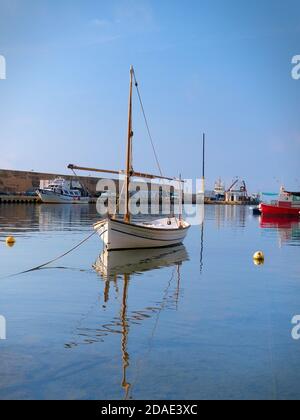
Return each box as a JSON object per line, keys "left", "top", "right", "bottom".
{"left": 124, "top": 66, "right": 134, "bottom": 223}
{"left": 178, "top": 174, "right": 183, "bottom": 227}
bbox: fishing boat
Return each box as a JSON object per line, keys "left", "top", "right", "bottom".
{"left": 259, "top": 187, "right": 300, "bottom": 217}
{"left": 37, "top": 178, "right": 90, "bottom": 204}
{"left": 69, "top": 66, "right": 191, "bottom": 250}
{"left": 214, "top": 178, "right": 225, "bottom": 200}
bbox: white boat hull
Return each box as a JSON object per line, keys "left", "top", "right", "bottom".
{"left": 94, "top": 217, "right": 190, "bottom": 251}
{"left": 37, "top": 191, "right": 90, "bottom": 204}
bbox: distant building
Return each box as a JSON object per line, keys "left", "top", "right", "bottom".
{"left": 225, "top": 178, "right": 249, "bottom": 202}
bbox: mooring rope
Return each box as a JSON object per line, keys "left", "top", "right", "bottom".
{"left": 0, "top": 230, "right": 98, "bottom": 281}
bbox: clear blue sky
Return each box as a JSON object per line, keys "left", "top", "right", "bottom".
{"left": 0, "top": 0, "right": 299, "bottom": 192}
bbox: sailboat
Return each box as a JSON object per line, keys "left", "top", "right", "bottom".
{"left": 69, "top": 66, "right": 190, "bottom": 250}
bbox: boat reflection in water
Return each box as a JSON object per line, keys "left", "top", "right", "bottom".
{"left": 66, "top": 245, "right": 189, "bottom": 400}
{"left": 94, "top": 245, "right": 189, "bottom": 279}
{"left": 260, "top": 215, "right": 300, "bottom": 246}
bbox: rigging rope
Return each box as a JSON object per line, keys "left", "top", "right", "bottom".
{"left": 132, "top": 70, "right": 164, "bottom": 178}
{"left": 70, "top": 168, "right": 91, "bottom": 197}
{"left": 132, "top": 69, "right": 173, "bottom": 224}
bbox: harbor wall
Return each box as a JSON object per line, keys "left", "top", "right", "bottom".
{"left": 0, "top": 169, "right": 196, "bottom": 202}
{"left": 0, "top": 169, "right": 110, "bottom": 194}
{"left": 0, "top": 169, "right": 166, "bottom": 195}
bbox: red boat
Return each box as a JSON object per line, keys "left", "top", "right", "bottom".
{"left": 260, "top": 188, "right": 300, "bottom": 217}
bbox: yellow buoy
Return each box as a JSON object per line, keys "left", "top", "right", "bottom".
{"left": 253, "top": 258, "right": 265, "bottom": 266}
{"left": 253, "top": 251, "right": 265, "bottom": 265}
{"left": 6, "top": 236, "right": 16, "bottom": 247}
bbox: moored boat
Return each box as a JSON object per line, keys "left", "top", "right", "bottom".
{"left": 259, "top": 187, "right": 300, "bottom": 217}
{"left": 94, "top": 217, "right": 190, "bottom": 251}
{"left": 214, "top": 178, "right": 225, "bottom": 200}
{"left": 37, "top": 178, "right": 90, "bottom": 204}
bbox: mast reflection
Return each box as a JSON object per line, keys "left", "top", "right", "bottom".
{"left": 66, "top": 245, "right": 189, "bottom": 400}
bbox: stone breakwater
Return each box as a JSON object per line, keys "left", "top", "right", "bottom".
{"left": 0, "top": 169, "right": 109, "bottom": 195}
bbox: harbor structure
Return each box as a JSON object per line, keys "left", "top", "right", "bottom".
{"left": 225, "top": 178, "right": 249, "bottom": 203}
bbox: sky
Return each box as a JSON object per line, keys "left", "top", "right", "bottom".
{"left": 0, "top": 0, "right": 299, "bottom": 192}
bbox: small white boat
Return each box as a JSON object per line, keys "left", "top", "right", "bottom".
{"left": 94, "top": 217, "right": 190, "bottom": 251}
{"left": 69, "top": 66, "right": 191, "bottom": 250}
{"left": 37, "top": 178, "right": 90, "bottom": 204}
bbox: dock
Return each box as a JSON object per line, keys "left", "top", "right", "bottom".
{"left": 0, "top": 195, "right": 99, "bottom": 204}
{"left": 0, "top": 195, "right": 255, "bottom": 206}
{"left": 0, "top": 195, "right": 41, "bottom": 204}
{"left": 204, "top": 198, "right": 257, "bottom": 205}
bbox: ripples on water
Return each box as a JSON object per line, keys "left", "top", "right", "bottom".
{"left": 0, "top": 204, "right": 299, "bottom": 400}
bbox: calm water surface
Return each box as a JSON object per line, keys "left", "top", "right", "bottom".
{"left": 0, "top": 204, "right": 299, "bottom": 400}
